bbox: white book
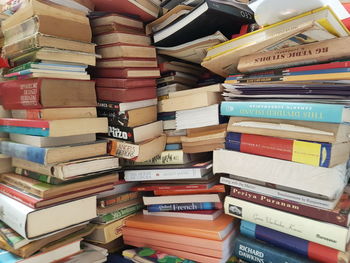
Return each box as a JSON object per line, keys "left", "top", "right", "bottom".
{"left": 143, "top": 193, "right": 222, "bottom": 205}
{"left": 225, "top": 196, "right": 350, "bottom": 251}
{"left": 214, "top": 149, "right": 348, "bottom": 200}
{"left": 96, "top": 182, "right": 138, "bottom": 199}
{"left": 0, "top": 194, "right": 96, "bottom": 239}
{"left": 143, "top": 209, "right": 223, "bottom": 220}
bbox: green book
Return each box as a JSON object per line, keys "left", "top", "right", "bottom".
{"left": 0, "top": 221, "right": 28, "bottom": 249}
{"left": 95, "top": 204, "right": 143, "bottom": 224}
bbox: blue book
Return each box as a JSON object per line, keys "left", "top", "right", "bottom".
{"left": 285, "top": 67, "right": 350, "bottom": 76}
{"left": 0, "top": 126, "right": 49, "bottom": 136}
{"left": 0, "top": 141, "right": 46, "bottom": 164}
{"left": 221, "top": 101, "right": 350, "bottom": 123}
{"left": 234, "top": 235, "right": 313, "bottom": 263}
{"left": 0, "top": 249, "right": 21, "bottom": 263}
{"left": 165, "top": 143, "right": 182, "bottom": 150}
{"left": 147, "top": 202, "right": 217, "bottom": 212}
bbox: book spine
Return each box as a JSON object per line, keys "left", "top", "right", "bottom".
{"left": 237, "top": 37, "right": 350, "bottom": 73}
{"left": 225, "top": 196, "right": 349, "bottom": 251}
{"left": 231, "top": 187, "right": 349, "bottom": 227}
{"left": 97, "top": 107, "right": 131, "bottom": 127}
{"left": 97, "top": 203, "right": 143, "bottom": 223}
{"left": 220, "top": 101, "right": 348, "bottom": 123}
{"left": 15, "top": 168, "right": 64, "bottom": 185}
{"left": 240, "top": 220, "right": 345, "bottom": 263}
{"left": 225, "top": 132, "right": 332, "bottom": 167}
{"left": 107, "top": 139, "right": 140, "bottom": 160}
{"left": 134, "top": 150, "right": 187, "bottom": 165}
{"left": 0, "top": 184, "right": 37, "bottom": 209}
{"left": 284, "top": 61, "right": 350, "bottom": 73}
{"left": 153, "top": 184, "right": 226, "bottom": 196}
{"left": 107, "top": 123, "right": 135, "bottom": 143}
{"left": 147, "top": 202, "right": 218, "bottom": 212}
{"left": 0, "top": 141, "right": 47, "bottom": 164}
{"left": 284, "top": 67, "right": 350, "bottom": 76}
{"left": 130, "top": 184, "right": 210, "bottom": 191}
{"left": 124, "top": 169, "right": 201, "bottom": 181}
{"left": 8, "top": 62, "right": 34, "bottom": 74}
{"left": 1, "top": 174, "right": 44, "bottom": 198}
{"left": 0, "top": 126, "right": 49, "bottom": 137}
{"left": 234, "top": 235, "right": 314, "bottom": 263}
{"left": 98, "top": 192, "right": 140, "bottom": 208}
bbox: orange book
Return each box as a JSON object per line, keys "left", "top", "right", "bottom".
{"left": 154, "top": 184, "right": 226, "bottom": 196}
{"left": 125, "top": 213, "right": 235, "bottom": 241}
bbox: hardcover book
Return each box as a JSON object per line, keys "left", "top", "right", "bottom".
{"left": 95, "top": 78, "right": 156, "bottom": 89}
{"left": 93, "top": 68, "right": 160, "bottom": 79}
{"left": 96, "top": 43, "right": 157, "bottom": 59}
{"left": 96, "top": 87, "right": 156, "bottom": 102}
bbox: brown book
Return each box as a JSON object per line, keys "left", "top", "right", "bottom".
{"left": 238, "top": 36, "right": 350, "bottom": 73}
{"left": 96, "top": 58, "right": 158, "bottom": 68}
{"left": 227, "top": 116, "right": 350, "bottom": 143}
{"left": 2, "top": 0, "right": 89, "bottom": 31}
{"left": 166, "top": 136, "right": 182, "bottom": 144}
{"left": 90, "top": 14, "right": 144, "bottom": 29}
{"left": 187, "top": 123, "right": 228, "bottom": 138}
{"left": 0, "top": 154, "right": 12, "bottom": 174}
{"left": 0, "top": 173, "right": 117, "bottom": 199}
{"left": 97, "top": 197, "right": 142, "bottom": 215}
{"left": 92, "top": 23, "right": 145, "bottom": 36}
{"left": 3, "top": 33, "right": 95, "bottom": 59}
{"left": 96, "top": 43, "right": 157, "bottom": 59}
{"left": 182, "top": 137, "right": 225, "bottom": 153}
{"left": 11, "top": 107, "right": 97, "bottom": 120}
{"left": 4, "top": 15, "right": 91, "bottom": 47}
{"left": 93, "top": 31, "right": 151, "bottom": 46}
{"left": 94, "top": 67, "right": 160, "bottom": 78}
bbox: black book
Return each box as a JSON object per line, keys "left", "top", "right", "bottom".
{"left": 153, "top": 0, "right": 254, "bottom": 47}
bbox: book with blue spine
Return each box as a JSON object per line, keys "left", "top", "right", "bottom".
{"left": 147, "top": 202, "right": 220, "bottom": 212}
{"left": 221, "top": 101, "right": 350, "bottom": 123}
{"left": 234, "top": 235, "right": 314, "bottom": 263}
{"left": 0, "top": 249, "right": 21, "bottom": 263}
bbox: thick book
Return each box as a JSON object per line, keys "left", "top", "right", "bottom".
{"left": 0, "top": 141, "right": 107, "bottom": 165}
{"left": 95, "top": 77, "right": 156, "bottom": 89}
{"left": 221, "top": 101, "right": 350, "bottom": 124}
{"left": 12, "top": 156, "right": 119, "bottom": 180}
{"left": 227, "top": 116, "right": 350, "bottom": 143}
{"left": 93, "top": 31, "right": 151, "bottom": 46}
{"left": 226, "top": 132, "right": 350, "bottom": 167}
{"left": 12, "top": 107, "right": 97, "bottom": 120}
{"left": 214, "top": 149, "right": 347, "bottom": 200}
{"left": 96, "top": 43, "right": 157, "bottom": 59}
{"left": 97, "top": 99, "right": 157, "bottom": 112}
{"left": 96, "top": 87, "right": 156, "bottom": 102}
{"left": 94, "top": 67, "right": 160, "bottom": 78}
{"left": 106, "top": 135, "right": 166, "bottom": 162}
{"left": 96, "top": 58, "right": 158, "bottom": 68}
{"left": 153, "top": 0, "right": 254, "bottom": 47}
{"left": 125, "top": 213, "right": 236, "bottom": 241}
{"left": 234, "top": 235, "right": 313, "bottom": 263}
{"left": 143, "top": 193, "right": 222, "bottom": 205}
{"left": 241, "top": 220, "right": 350, "bottom": 263}
{"left": 238, "top": 36, "right": 350, "bottom": 73}
{"left": 225, "top": 196, "right": 350, "bottom": 251}
{"left": 0, "top": 193, "right": 96, "bottom": 239}
{"left": 0, "top": 117, "right": 107, "bottom": 137}
{"left": 124, "top": 160, "right": 213, "bottom": 181}
{"left": 1, "top": 78, "right": 96, "bottom": 110}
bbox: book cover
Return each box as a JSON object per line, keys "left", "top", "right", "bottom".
{"left": 96, "top": 87, "right": 156, "bottom": 103}
{"left": 95, "top": 77, "right": 156, "bottom": 89}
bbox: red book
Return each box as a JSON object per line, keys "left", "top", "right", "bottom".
{"left": 284, "top": 60, "right": 350, "bottom": 73}
{"left": 96, "top": 87, "right": 156, "bottom": 102}
{"left": 230, "top": 186, "right": 350, "bottom": 227}
{"left": 95, "top": 78, "right": 156, "bottom": 89}
{"left": 0, "top": 118, "right": 49, "bottom": 128}
{"left": 0, "top": 183, "right": 39, "bottom": 208}
{"left": 93, "top": 67, "right": 160, "bottom": 78}
{"left": 96, "top": 57, "right": 158, "bottom": 68}
{"left": 154, "top": 184, "right": 226, "bottom": 196}
{"left": 131, "top": 182, "right": 217, "bottom": 192}
{"left": 91, "top": 0, "right": 158, "bottom": 22}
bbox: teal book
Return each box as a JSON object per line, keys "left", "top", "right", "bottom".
{"left": 0, "top": 249, "right": 21, "bottom": 263}
{"left": 220, "top": 101, "right": 350, "bottom": 123}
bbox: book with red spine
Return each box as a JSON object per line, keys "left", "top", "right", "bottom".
{"left": 96, "top": 87, "right": 156, "bottom": 102}
{"left": 131, "top": 181, "right": 218, "bottom": 192}
{"left": 93, "top": 67, "right": 160, "bottom": 78}
{"left": 0, "top": 118, "right": 50, "bottom": 128}
{"left": 0, "top": 183, "right": 39, "bottom": 208}
{"left": 153, "top": 184, "right": 226, "bottom": 195}
{"left": 283, "top": 60, "right": 350, "bottom": 73}
{"left": 230, "top": 186, "right": 350, "bottom": 227}
{"left": 95, "top": 78, "right": 156, "bottom": 89}
{"left": 96, "top": 57, "right": 158, "bottom": 68}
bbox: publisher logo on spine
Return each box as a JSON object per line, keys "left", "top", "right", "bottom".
{"left": 228, "top": 204, "right": 242, "bottom": 217}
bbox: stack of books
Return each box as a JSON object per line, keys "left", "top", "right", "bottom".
{"left": 211, "top": 4, "right": 350, "bottom": 263}
{"left": 0, "top": 0, "right": 121, "bottom": 261}
{"left": 0, "top": 105, "right": 11, "bottom": 174}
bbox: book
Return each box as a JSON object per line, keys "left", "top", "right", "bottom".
{"left": 0, "top": 193, "right": 96, "bottom": 239}
{"left": 214, "top": 149, "right": 347, "bottom": 200}
{"left": 12, "top": 107, "right": 97, "bottom": 120}
{"left": 97, "top": 105, "right": 157, "bottom": 128}
{"left": 12, "top": 156, "right": 119, "bottom": 180}
{"left": 93, "top": 31, "right": 151, "bottom": 46}
{"left": 143, "top": 193, "right": 223, "bottom": 205}
{"left": 106, "top": 135, "right": 166, "bottom": 162}
{"left": 3, "top": 33, "right": 95, "bottom": 58}
{"left": 143, "top": 209, "right": 224, "bottom": 220}
{"left": 95, "top": 77, "right": 156, "bottom": 88}
{"left": 147, "top": 202, "right": 222, "bottom": 212}
{"left": 11, "top": 48, "right": 97, "bottom": 66}
{"left": 90, "top": 13, "right": 143, "bottom": 28}
{"left": 225, "top": 196, "right": 350, "bottom": 251}
{"left": 237, "top": 36, "right": 350, "bottom": 73}
{"left": 240, "top": 220, "right": 350, "bottom": 263}
{"left": 0, "top": 155, "right": 12, "bottom": 174}
{"left": 97, "top": 99, "right": 157, "bottom": 112}
{"left": 97, "top": 191, "right": 140, "bottom": 208}
{"left": 0, "top": 117, "right": 107, "bottom": 137}
{"left": 153, "top": 0, "right": 254, "bottom": 47}
{"left": 156, "top": 71, "right": 198, "bottom": 87}
{"left": 125, "top": 213, "right": 236, "bottom": 241}
{"left": 154, "top": 184, "right": 226, "bottom": 195}
{"left": 96, "top": 87, "right": 156, "bottom": 102}
{"left": 96, "top": 58, "right": 158, "bottom": 68}
{"left": 202, "top": 6, "right": 350, "bottom": 76}
{"left": 1, "top": 78, "right": 96, "bottom": 110}
{"left": 92, "top": 0, "right": 159, "bottom": 22}
{"left": 130, "top": 150, "right": 192, "bottom": 165}
{"left": 124, "top": 160, "right": 213, "bottom": 181}
{"left": 0, "top": 173, "right": 118, "bottom": 200}
{"left": 94, "top": 203, "right": 143, "bottom": 224}
{"left": 158, "top": 91, "right": 221, "bottom": 112}
{"left": 158, "top": 60, "right": 203, "bottom": 77}
{"left": 106, "top": 120, "right": 163, "bottom": 143}
{"left": 234, "top": 235, "right": 313, "bottom": 263}
{"left": 94, "top": 67, "right": 160, "bottom": 79}
{"left": 168, "top": 83, "right": 223, "bottom": 98}
{"left": 92, "top": 23, "right": 145, "bottom": 36}
{"left": 9, "top": 133, "right": 96, "bottom": 148}
{"left": 2, "top": 0, "right": 88, "bottom": 31}
{"left": 0, "top": 141, "right": 107, "bottom": 165}
{"left": 5, "top": 71, "right": 91, "bottom": 81}
{"left": 227, "top": 116, "right": 350, "bottom": 143}
{"left": 97, "top": 197, "right": 142, "bottom": 216}
{"left": 96, "top": 43, "right": 157, "bottom": 59}
{"left": 221, "top": 176, "right": 341, "bottom": 211}
{"left": 96, "top": 181, "right": 138, "bottom": 199}
{"left": 0, "top": 221, "right": 29, "bottom": 250}
{"left": 221, "top": 101, "right": 350, "bottom": 124}
{"left": 226, "top": 132, "right": 350, "bottom": 167}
